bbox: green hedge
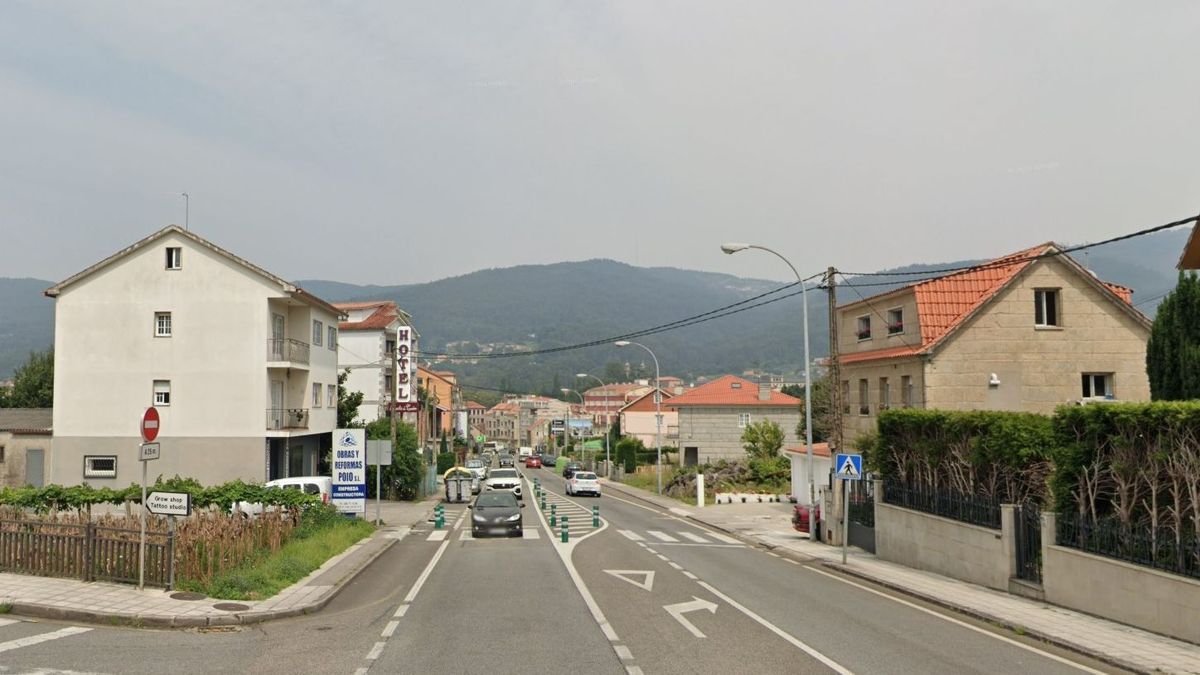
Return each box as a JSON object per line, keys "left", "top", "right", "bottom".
{"left": 0, "top": 475, "right": 318, "bottom": 513}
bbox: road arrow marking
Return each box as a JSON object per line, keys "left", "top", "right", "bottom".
{"left": 604, "top": 569, "right": 655, "bottom": 592}
{"left": 663, "top": 596, "right": 717, "bottom": 638}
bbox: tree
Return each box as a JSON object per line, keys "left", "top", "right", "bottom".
{"left": 783, "top": 376, "right": 834, "bottom": 443}
{"left": 3, "top": 348, "right": 53, "bottom": 408}
{"left": 365, "top": 417, "right": 423, "bottom": 500}
{"left": 603, "top": 361, "right": 627, "bottom": 383}
{"left": 1147, "top": 272, "right": 1200, "bottom": 400}
{"left": 741, "top": 419, "right": 784, "bottom": 459}
{"left": 337, "top": 369, "right": 365, "bottom": 428}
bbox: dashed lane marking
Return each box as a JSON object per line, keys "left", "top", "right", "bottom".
{"left": 365, "top": 641, "right": 386, "bottom": 660}
{"left": 393, "top": 604, "right": 409, "bottom": 618}
{"left": 614, "top": 645, "right": 634, "bottom": 661}
{"left": 683, "top": 571, "right": 698, "bottom": 580}
{"left": 381, "top": 620, "right": 399, "bottom": 638}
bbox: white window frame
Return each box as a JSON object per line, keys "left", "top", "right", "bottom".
{"left": 328, "top": 326, "right": 337, "bottom": 350}
{"left": 165, "top": 247, "right": 182, "bottom": 270}
{"left": 312, "top": 320, "right": 323, "bottom": 346}
{"left": 856, "top": 315, "right": 872, "bottom": 341}
{"left": 1035, "top": 288, "right": 1061, "bottom": 327}
{"left": 327, "top": 384, "right": 336, "bottom": 408}
{"left": 153, "top": 380, "right": 171, "bottom": 406}
{"left": 84, "top": 455, "right": 118, "bottom": 479}
{"left": 886, "top": 307, "right": 904, "bottom": 336}
{"left": 1082, "top": 373, "right": 1113, "bottom": 400}
{"left": 737, "top": 413, "right": 751, "bottom": 428}
{"left": 312, "top": 382, "right": 322, "bottom": 407}
{"left": 154, "top": 312, "right": 172, "bottom": 337}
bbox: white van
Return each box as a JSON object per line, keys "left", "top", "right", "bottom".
{"left": 518, "top": 446, "right": 534, "bottom": 459}
{"left": 233, "top": 476, "right": 332, "bottom": 516}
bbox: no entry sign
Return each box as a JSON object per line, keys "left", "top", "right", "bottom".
{"left": 141, "top": 407, "right": 160, "bottom": 443}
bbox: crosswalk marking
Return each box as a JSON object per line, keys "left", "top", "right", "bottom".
{"left": 678, "top": 531, "right": 709, "bottom": 543}
{"left": 647, "top": 530, "right": 679, "bottom": 543}
{"left": 618, "top": 530, "right": 645, "bottom": 542}
{"left": 524, "top": 528, "right": 540, "bottom": 539}
{"left": 426, "top": 530, "right": 448, "bottom": 541}
{"left": 0, "top": 626, "right": 92, "bottom": 654}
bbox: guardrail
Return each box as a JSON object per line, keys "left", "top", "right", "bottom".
{"left": 266, "top": 338, "right": 310, "bottom": 364}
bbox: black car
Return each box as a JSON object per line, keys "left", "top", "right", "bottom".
{"left": 470, "top": 491, "right": 525, "bottom": 537}
{"left": 498, "top": 454, "right": 515, "bottom": 467}
{"left": 563, "top": 461, "right": 584, "bottom": 478}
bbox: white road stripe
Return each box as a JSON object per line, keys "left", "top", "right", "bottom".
{"left": 647, "top": 530, "right": 679, "bottom": 543}
{"left": 0, "top": 626, "right": 92, "bottom": 654}
{"left": 394, "top": 604, "right": 409, "bottom": 618}
{"left": 705, "top": 531, "right": 741, "bottom": 544}
{"left": 0, "top": 618, "right": 18, "bottom": 628}
{"left": 626, "top": 667, "right": 645, "bottom": 675}
{"left": 678, "top": 531, "right": 709, "bottom": 543}
{"left": 618, "top": 529, "right": 644, "bottom": 542}
{"left": 656, "top": 554, "right": 669, "bottom": 561}
{"left": 353, "top": 668, "right": 369, "bottom": 675}
{"left": 668, "top": 562, "right": 683, "bottom": 570}
{"left": 381, "top": 620, "right": 399, "bottom": 638}
{"left": 614, "top": 645, "right": 634, "bottom": 660}
{"left": 803, "top": 567, "right": 1106, "bottom": 674}
{"left": 405, "top": 538, "right": 452, "bottom": 603}
{"left": 426, "top": 530, "right": 448, "bottom": 542}
{"left": 523, "top": 528, "right": 540, "bottom": 539}
{"left": 366, "top": 641, "right": 386, "bottom": 660}
{"left": 683, "top": 571, "right": 698, "bottom": 580}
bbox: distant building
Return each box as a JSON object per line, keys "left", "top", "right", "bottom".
{"left": 335, "top": 301, "right": 416, "bottom": 425}
{"left": 618, "top": 389, "right": 677, "bottom": 449}
{"left": 666, "top": 375, "right": 802, "bottom": 466}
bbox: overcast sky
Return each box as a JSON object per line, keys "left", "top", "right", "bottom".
{"left": 2, "top": 2, "right": 1198, "bottom": 285}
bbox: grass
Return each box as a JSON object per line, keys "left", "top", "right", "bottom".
{"left": 179, "top": 515, "right": 375, "bottom": 601}
{"left": 0, "top": 603, "right": 11, "bottom": 614}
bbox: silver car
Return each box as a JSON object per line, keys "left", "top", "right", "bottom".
{"left": 483, "top": 468, "right": 523, "bottom": 500}
{"left": 465, "top": 458, "right": 488, "bottom": 494}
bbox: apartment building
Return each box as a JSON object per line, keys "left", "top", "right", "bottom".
{"left": 335, "top": 301, "right": 416, "bottom": 425}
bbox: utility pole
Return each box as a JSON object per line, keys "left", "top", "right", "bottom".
{"left": 827, "top": 266, "right": 841, "bottom": 454}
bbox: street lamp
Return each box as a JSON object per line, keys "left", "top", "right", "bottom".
{"left": 614, "top": 340, "right": 662, "bottom": 495}
{"left": 721, "top": 242, "right": 816, "bottom": 513}
{"left": 577, "top": 373, "right": 612, "bottom": 478}
{"left": 561, "top": 388, "right": 585, "bottom": 463}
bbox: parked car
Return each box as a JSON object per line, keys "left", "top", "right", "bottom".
{"left": 498, "top": 454, "right": 515, "bottom": 468}
{"left": 566, "top": 471, "right": 601, "bottom": 497}
{"left": 483, "top": 468, "right": 523, "bottom": 500}
{"left": 470, "top": 490, "right": 525, "bottom": 537}
{"left": 562, "top": 461, "right": 583, "bottom": 478}
{"left": 465, "top": 459, "right": 488, "bottom": 493}
{"left": 540, "top": 453, "right": 557, "bottom": 468}
{"left": 233, "top": 476, "right": 332, "bottom": 516}
{"left": 524, "top": 455, "right": 542, "bottom": 468}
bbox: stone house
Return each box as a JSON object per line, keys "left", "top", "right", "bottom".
{"left": 666, "top": 375, "right": 802, "bottom": 466}
{"left": 0, "top": 408, "right": 52, "bottom": 488}
{"left": 836, "top": 242, "right": 1152, "bottom": 450}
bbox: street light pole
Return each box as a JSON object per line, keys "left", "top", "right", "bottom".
{"left": 721, "top": 243, "right": 815, "bottom": 512}
{"left": 561, "top": 388, "right": 587, "bottom": 466}
{"left": 615, "top": 340, "right": 661, "bottom": 495}
{"left": 577, "top": 373, "right": 611, "bottom": 478}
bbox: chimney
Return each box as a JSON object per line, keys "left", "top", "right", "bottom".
{"left": 758, "top": 378, "right": 771, "bottom": 401}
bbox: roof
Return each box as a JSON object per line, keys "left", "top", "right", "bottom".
{"left": 464, "top": 401, "right": 487, "bottom": 409}
{"left": 784, "top": 442, "right": 831, "bottom": 458}
{"left": 487, "top": 402, "right": 519, "bottom": 415}
{"left": 335, "top": 301, "right": 413, "bottom": 331}
{"left": 839, "top": 242, "right": 1149, "bottom": 365}
{"left": 582, "top": 382, "right": 653, "bottom": 398}
{"left": 619, "top": 389, "right": 675, "bottom": 413}
{"left": 0, "top": 408, "right": 53, "bottom": 434}
{"left": 663, "top": 375, "right": 800, "bottom": 408}
{"left": 44, "top": 225, "right": 345, "bottom": 317}
{"left": 1180, "top": 224, "right": 1200, "bottom": 269}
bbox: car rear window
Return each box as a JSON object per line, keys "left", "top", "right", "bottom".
{"left": 575, "top": 473, "right": 596, "bottom": 480}
{"left": 476, "top": 492, "right": 516, "bottom": 507}
{"left": 490, "top": 469, "right": 518, "bottom": 478}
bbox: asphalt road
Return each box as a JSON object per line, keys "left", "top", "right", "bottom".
{"left": 0, "top": 461, "right": 1128, "bottom": 675}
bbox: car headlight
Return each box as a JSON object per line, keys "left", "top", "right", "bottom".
{"left": 505, "top": 514, "right": 521, "bottom": 522}
{"left": 473, "top": 513, "right": 487, "bottom": 522}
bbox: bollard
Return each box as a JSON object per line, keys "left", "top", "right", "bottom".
{"left": 550, "top": 504, "right": 557, "bottom": 527}
{"left": 541, "top": 494, "right": 546, "bottom": 510}
{"left": 592, "top": 505, "right": 599, "bottom": 528}
{"left": 434, "top": 505, "right": 444, "bottom": 530}
{"left": 561, "top": 515, "right": 569, "bottom": 543}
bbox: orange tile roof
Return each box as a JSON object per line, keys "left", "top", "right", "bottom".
{"left": 619, "top": 389, "right": 675, "bottom": 413}
{"left": 784, "top": 442, "right": 831, "bottom": 458}
{"left": 664, "top": 375, "right": 800, "bottom": 408}
{"left": 839, "top": 346, "right": 919, "bottom": 365}
{"left": 335, "top": 301, "right": 408, "bottom": 331}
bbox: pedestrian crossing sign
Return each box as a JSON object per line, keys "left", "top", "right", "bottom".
{"left": 835, "top": 453, "right": 863, "bottom": 481}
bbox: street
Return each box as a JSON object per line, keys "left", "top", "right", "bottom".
{"left": 0, "top": 467, "right": 1126, "bottom": 675}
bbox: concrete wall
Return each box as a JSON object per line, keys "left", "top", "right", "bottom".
{"left": 0, "top": 433, "right": 51, "bottom": 488}
{"left": 875, "top": 500, "right": 1012, "bottom": 591}
{"left": 675, "top": 405, "right": 801, "bottom": 463}
{"left": 1042, "top": 513, "right": 1200, "bottom": 644}
{"left": 620, "top": 409, "right": 679, "bottom": 448}
{"left": 787, "top": 450, "right": 831, "bottom": 503}
{"left": 339, "top": 329, "right": 388, "bottom": 423}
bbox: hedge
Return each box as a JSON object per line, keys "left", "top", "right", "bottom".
{"left": 0, "top": 475, "right": 318, "bottom": 514}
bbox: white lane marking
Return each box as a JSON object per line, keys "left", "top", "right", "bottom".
{"left": 696, "top": 580, "right": 852, "bottom": 674}
{"left": 353, "top": 668, "right": 369, "bottom": 675}
{"left": 0, "top": 618, "right": 18, "bottom": 628}
{"left": 426, "top": 530, "right": 448, "bottom": 542}
{"left": 663, "top": 597, "right": 718, "bottom": 638}
{"left": 0, "top": 626, "right": 92, "bottom": 654}
{"left": 604, "top": 490, "right": 753, "bottom": 547}
{"left": 523, "top": 528, "right": 540, "bottom": 539}
{"left": 683, "top": 571, "right": 698, "bottom": 580}
{"left": 668, "top": 562, "right": 683, "bottom": 570}
{"left": 618, "top": 529, "right": 645, "bottom": 542}
{"left": 647, "top": 530, "right": 679, "bottom": 543}
{"left": 767, "top": 552, "right": 780, "bottom": 558}
{"left": 405, "top": 538, "right": 452, "bottom": 603}
{"left": 394, "top": 604, "right": 409, "bottom": 618}
{"left": 454, "top": 512, "right": 467, "bottom": 528}
{"left": 678, "top": 531, "right": 709, "bottom": 543}
{"left": 627, "top": 667, "right": 644, "bottom": 675}
{"left": 803, "top": 567, "right": 1106, "bottom": 674}
{"left": 636, "top": 542, "right": 647, "bottom": 548}
{"left": 614, "top": 645, "right": 634, "bottom": 661}
{"left": 656, "top": 554, "right": 669, "bottom": 562}
{"left": 785, "top": 558, "right": 799, "bottom": 565}
{"left": 365, "top": 641, "right": 386, "bottom": 660}
{"left": 381, "top": 620, "right": 399, "bottom": 638}
{"left": 604, "top": 569, "right": 656, "bottom": 592}
{"left": 705, "top": 532, "right": 741, "bottom": 544}
{"left": 385, "top": 526, "right": 411, "bottom": 540}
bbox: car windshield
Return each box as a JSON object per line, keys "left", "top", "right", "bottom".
{"left": 575, "top": 473, "right": 596, "bottom": 480}
{"left": 490, "top": 469, "right": 518, "bottom": 478}
{"left": 476, "top": 493, "right": 516, "bottom": 508}
{"left": 467, "top": 460, "right": 483, "bottom": 468}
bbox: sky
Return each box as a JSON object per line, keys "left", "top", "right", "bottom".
{"left": 2, "top": 1, "right": 1199, "bottom": 285}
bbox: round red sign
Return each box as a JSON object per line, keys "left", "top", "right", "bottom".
{"left": 141, "top": 407, "right": 160, "bottom": 443}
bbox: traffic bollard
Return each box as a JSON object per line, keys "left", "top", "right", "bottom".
{"left": 592, "top": 505, "right": 599, "bottom": 528}
{"left": 541, "top": 494, "right": 546, "bottom": 510}
{"left": 561, "top": 515, "right": 569, "bottom": 543}
{"left": 434, "top": 505, "right": 444, "bottom": 529}
{"left": 550, "top": 504, "right": 557, "bottom": 527}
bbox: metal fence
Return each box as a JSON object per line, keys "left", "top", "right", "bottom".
{"left": 0, "top": 519, "right": 174, "bottom": 588}
{"left": 1014, "top": 501, "right": 1042, "bottom": 582}
{"left": 882, "top": 482, "right": 1002, "bottom": 529}
{"left": 1056, "top": 513, "right": 1200, "bottom": 580}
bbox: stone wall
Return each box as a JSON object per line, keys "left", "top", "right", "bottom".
{"left": 675, "top": 405, "right": 801, "bottom": 463}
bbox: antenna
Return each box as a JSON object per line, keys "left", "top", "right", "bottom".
{"left": 181, "top": 192, "right": 189, "bottom": 229}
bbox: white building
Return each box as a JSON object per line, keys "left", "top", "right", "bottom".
{"left": 45, "top": 225, "right": 343, "bottom": 486}
{"left": 334, "top": 301, "right": 416, "bottom": 425}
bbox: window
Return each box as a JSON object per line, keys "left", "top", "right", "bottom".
{"left": 313, "top": 320, "right": 323, "bottom": 346}
{"left": 327, "top": 384, "right": 336, "bottom": 408}
{"left": 165, "top": 247, "right": 182, "bottom": 270}
{"left": 887, "top": 308, "right": 904, "bottom": 335}
{"left": 856, "top": 315, "right": 872, "bottom": 340}
{"left": 0, "top": 445, "right": 5, "bottom": 462}
{"left": 384, "top": 373, "right": 394, "bottom": 395}
{"left": 858, "top": 379, "right": 870, "bottom": 415}
{"left": 1082, "top": 373, "right": 1112, "bottom": 399}
{"left": 841, "top": 380, "right": 850, "bottom": 414}
{"left": 385, "top": 339, "right": 396, "bottom": 355}
{"left": 901, "top": 375, "right": 912, "bottom": 408}
{"left": 879, "top": 377, "right": 890, "bottom": 411}
{"left": 312, "top": 383, "right": 322, "bottom": 407}
{"left": 153, "top": 380, "right": 171, "bottom": 406}
{"left": 154, "top": 312, "right": 172, "bottom": 337}
{"left": 84, "top": 455, "right": 117, "bottom": 479}
{"left": 1035, "top": 289, "right": 1060, "bottom": 327}
{"left": 737, "top": 413, "right": 750, "bottom": 428}
{"left": 328, "top": 326, "right": 337, "bottom": 350}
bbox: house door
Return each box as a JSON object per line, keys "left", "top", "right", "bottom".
{"left": 270, "top": 380, "right": 284, "bottom": 430}
{"left": 684, "top": 447, "right": 699, "bottom": 467}
{"left": 25, "top": 448, "right": 45, "bottom": 487}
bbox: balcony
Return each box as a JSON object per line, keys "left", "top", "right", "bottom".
{"left": 266, "top": 408, "right": 309, "bottom": 430}
{"left": 267, "top": 338, "right": 310, "bottom": 365}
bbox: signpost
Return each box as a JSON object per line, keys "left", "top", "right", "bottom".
{"left": 332, "top": 429, "right": 367, "bottom": 516}
{"left": 138, "top": 407, "right": 161, "bottom": 590}
{"left": 146, "top": 491, "right": 191, "bottom": 517}
{"left": 835, "top": 453, "right": 863, "bottom": 564}
{"left": 366, "top": 440, "right": 392, "bottom": 525}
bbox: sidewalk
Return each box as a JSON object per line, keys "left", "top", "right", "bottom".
{"left": 0, "top": 498, "right": 439, "bottom": 628}
{"left": 602, "top": 479, "right": 1200, "bottom": 675}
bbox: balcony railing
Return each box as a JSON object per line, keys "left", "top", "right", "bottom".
{"left": 267, "top": 338, "right": 310, "bottom": 365}
{"left": 266, "top": 408, "right": 309, "bottom": 430}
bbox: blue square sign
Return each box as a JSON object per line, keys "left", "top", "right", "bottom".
{"left": 835, "top": 453, "right": 863, "bottom": 481}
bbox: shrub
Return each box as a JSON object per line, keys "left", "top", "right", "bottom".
{"left": 436, "top": 452, "right": 456, "bottom": 475}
